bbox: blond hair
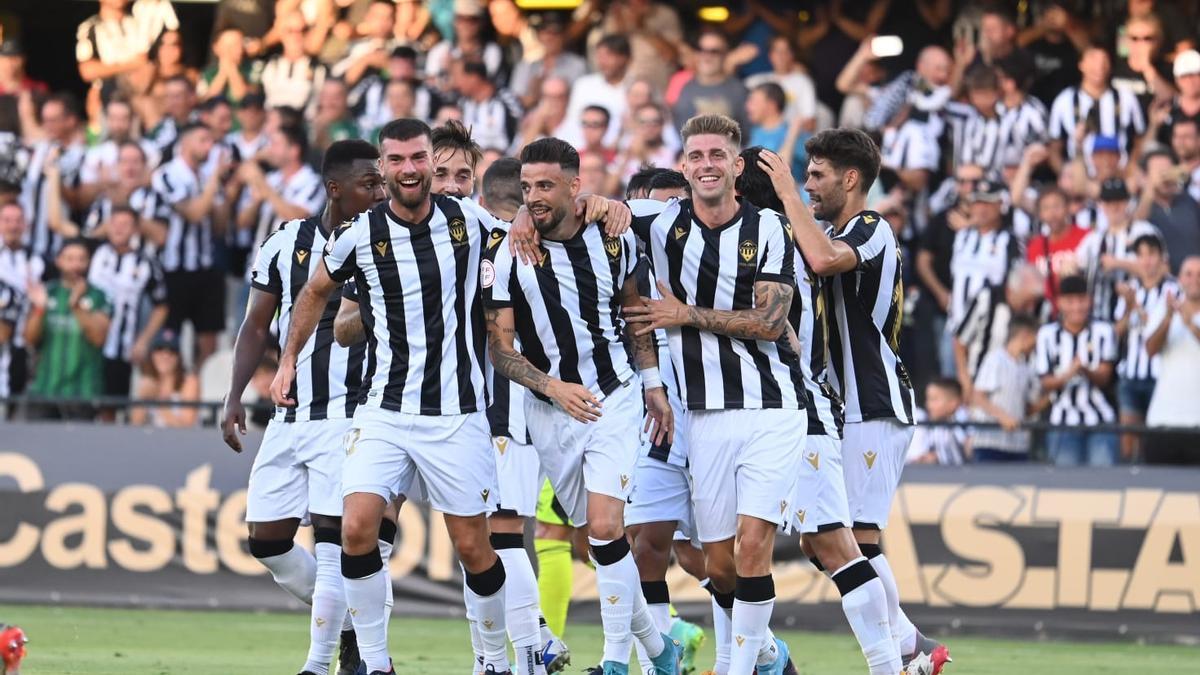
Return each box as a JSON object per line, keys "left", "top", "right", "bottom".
{"left": 680, "top": 114, "right": 742, "bottom": 149}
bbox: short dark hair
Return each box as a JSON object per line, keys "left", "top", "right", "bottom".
{"left": 163, "top": 74, "right": 193, "bottom": 90}
{"left": 582, "top": 105, "right": 611, "bottom": 126}
{"left": 928, "top": 377, "right": 964, "bottom": 400}
{"left": 42, "top": 92, "right": 81, "bottom": 121}
{"left": 1174, "top": 117, "right": 1200, "bottom": 133}
{"left": 1007, "top": 314, "right": 1041, "bottom": 341}
{"left": 519, "top": 137, "right": 580, "bottom": 173}
{"left": 1140, "top": 147, "right": 1177, "bottom": 171}
{"left": 109, "top": 205, "right": 138, "bottom": 222}
{"left": 626, "top": 166, "right": 668, "bottom": 199}
{"left": 390, "top": 45, "right": 418, "bottom": 62}
{"left": 648, "top": 169, "right": 690, "bottom": 196}
{"left": 804, "top": 129, "right": 881, "bottom": 194}
{"left": 199, "top": 95, "right": 232, "bottom": 113}
{"left": 322, "top": 139, "right": 380, "bottom": 180}
{"left": 735, "top": 146, "right": 784, "bottom": 212}
{"left": 176, "top": 120, "right": 210, "bottom": 139}
{"left": 981, "top": 1, "right": 1017, "bottom": 25}
{"left": 462, "top": 61, "right": 489, "bottom": 80}
{"left": 995, "top": 51, "right": 1035, "bottom": 90}
{"left": 271, "top": 105, "right": 304, "bottom": 129}
{"left": 276, "top": 124, "right": 309, "bottom": 160}
{"left": 482, "top": 157, "right": 523, "bottom": 213}
{"left": 596, "top": 34, "right": 631, "bottom": 58}
{"left": 378, "top": 117, "right": 432, "bottom": 145}
{"left": 116, "top": 139, "right": 147, "bottom": 161}
{"left": 57, "top": 237, "right": 91, "bottom": 256}
{"left": 431, "top": 119, "right": 482, "bottom": 169}
{"left": 753, "top": 82, "right": 787, "bottom": 113}
{"left": 1058, "top": 274, "right": 1089, "bottom": 296}
{"left": 1036, "top": 184, "right": 1067, "bottom": 207}
{"left": 964, "top": 64, "right": 999, "bottom": 92}
{"left": 1133, "top": 234, "right": 1164, "bottom": 256}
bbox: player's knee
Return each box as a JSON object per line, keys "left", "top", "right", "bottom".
{"left": 586, "top": 514, "right": 624, "bottom": 542}
{"left": 247, "top": 518, "right": 299, "bottom": 542}
{"left": 340, "top": 513, "right": 380, "bottom": 554}
{"left": 454, "top": 532, "right": 494, "bottom": 570}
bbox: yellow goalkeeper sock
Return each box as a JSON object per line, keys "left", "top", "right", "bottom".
{"left": 535, "top": 538, "right": 573, "bottom": 636}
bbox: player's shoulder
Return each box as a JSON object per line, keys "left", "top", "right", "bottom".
{"left": 838, "top": 210, "right": 888, "bottom": 238}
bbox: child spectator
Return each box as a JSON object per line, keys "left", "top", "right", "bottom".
{"left": 970, "top": 315, "right": 1047, "bottom": 462}
{"left": 130, "top": 329, "right": 199, "bottom": 428}
{"left": 907, "top": 378, "right": 969, "bottom": 465}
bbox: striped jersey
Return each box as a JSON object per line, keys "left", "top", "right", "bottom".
{"left": 955, "top": 283, "right": 1026, "bottom": 380}
{"left": 150, "top": 156, "right": 216, "bottom": 272}
{"left": 19, "top": 141, "right": 86, "bottom": 258}
{"left": 260, "top": 55, "right": 328, "bottom": 113}
{"left": 252, "top": 216, "right": 366, "bottom": 422}
{"left": 1035, "top": 320, "right": 1118, "bottom": 425}
{"left": 1115, "top": 275, "right": 1179, "bottom": 381}
{"left": 1077, "top": 220, "right": 1163, "bottom": 322}
{"left": 997, "top": 97, "right": 1049, "bottom": 167}
{"left": 632, "top": 259, "right": 687, "bottom": 466}
{"left": 824, "top": 210, "right": 915, "bottom": 424}
{"left": 629, "top": 198, "right": 807, "bottom": 412}
{"left": 789, "top": 250, "right": 843, "bottom": 438}
{"left": 944, "top": 102, "right": 1006, "bottom": 174}
{"left": 87, "top": 243, "right": 167, "bottom": 361}
{"left": 240, "top": 164, "right": 325, "bottom": 266}
{"left": 83, "top": 186, "right": 157, "bottom": 249}
{"left": 483, "top": 221, "right": 639, "bottom": 405}
{"left": 0, "top": 244, "right": 47, "bottom": 350}
{"left": 323, "top": 197, "right": 495, "bottom": 416}
{"left": 948, "top": 226, "right": 1021, "bottom": 330}
{"left": 0, "top": 279, "right": 23, "bottom": 398}
{"left": 907, "top": 408, "right": 968, "bottom": 465}
{"left": 76, "top": 12, "right": 151, "bottom": 66}
{"left": 80, "top": 140, "right": 162, "bottom": 186}
{"left": 1048, "top": 86, "right": 1145, "bottom": 170}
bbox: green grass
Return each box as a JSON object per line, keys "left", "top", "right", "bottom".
{"left": 1, "top": 604, "right": 1196, "bottom": 674}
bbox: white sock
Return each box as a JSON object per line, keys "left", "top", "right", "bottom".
{"left": 631, "top": 584, "right": 665, "bottom": 658}
{"left": 462, "top": 571, "right": 484, "bottom": 667}
{"left": 634, "top": 600, "right": 672, "bottom": 673}
{"left": 869, "top": 553, "right": 916, "bottom": 655}
{"left": 303, "top": 542, "right": 347, "bottom": 675}
{"left": 590, "top": 537, "right": 636, "bottom": 664}
{"left": 379, "top": 538, "right": 394, "bottom": 624}
{"left": 539, "top": 615, "right": 554, "bottom": 646}
{"left": 710, "top": 596, "right": 732, "bottom": 675}
{"left": 496, "top": 546, "right": 545, "bottom": 675}
{"left": 257, "top": 542, "right": 317, "bottom": 604}
{"left": 343, "top": 553, "right": 390, "bottom": 673}
{"left": 342, "top": 612, "right": 354, "bottom": 632}
{"left": 730, "top": 597, "right": 774, "bottom": 674}
{"left": 756, "top": 628, "right": 780, "bottom": 666}
{"left": 465, "top": 574, "right": 509, "bottom": 671}
{"left": 834, "top": 558, "right": 901, "bottom": 675}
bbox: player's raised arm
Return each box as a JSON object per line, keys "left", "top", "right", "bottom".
{"left": 756, "top": 148, "right": 859, "bottom": 276}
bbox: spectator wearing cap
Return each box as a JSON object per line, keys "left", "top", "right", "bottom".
{"left": 197, "top": 28, "right": 261, "bottom": 104}
{"left": 1027, "top": 186, "right": 1090, "bottom": 312}
{"left": 1143, "top": 255, "right": 1200, "bottom": 464}
{"left": 129, "top": 329, "right": 200, "bottom": 428}
{"left": 1035, "top": 274, "right": 1120, "bottom": 466}
{"left": 744, "top": 35, "right": 818, "bottom": 129}
{"left": 1150, "top": 49, "right": 1200, "bottom": 147}
{"left": 1078, "top": 177, "right": 1164, "bottom": 322}
{"left": 745, "top": 82, "right": 805, "bottom": 179}
{"left": 454, "top": 60, "right": 522, "bottom": 154}
{"left": 23, "top": 238, "right": 112, "bottom": 421}
{"left": 672, "top": 30, "right": 750, "bottom": 133}
{"left": 425, "top": 0, "right": 504, "bottom": 94}
{"left": 948, "top": 179, "right": 1022, "bottom": 342}
{"left": 1136, "top": 148, "right": 1200, "bottom": 274}
{"left": 510, "top": 13, "right": 587, "bottom": 111}
{"left": 260, "top": 11, "right": 328, "bottom": 113}
{"left": 1047, "top": 47, "right": 1145, "bottom": 175}
{"left": 563, "top": 34, "right": 631, "bottom": 149}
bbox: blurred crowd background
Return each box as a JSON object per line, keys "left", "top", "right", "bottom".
{"left": 0, "top": 0, "right": 1198, "bottom": 465}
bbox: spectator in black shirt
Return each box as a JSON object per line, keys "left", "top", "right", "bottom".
{"left": 1019, "top": 1, "right": 1086, "bottom": 107}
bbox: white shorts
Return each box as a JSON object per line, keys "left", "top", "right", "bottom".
{"left": 525, "top": 379, "right": 642, "bottom": 527}
{"left": 493, "top": 436, "right": 542, "bottom": 518}
{"left": 246, "top": 418, "right": 351, "bottom": 522}
{"left": 625, "top": 454, "right": 696, "bottom": 539}
{"left": 785, "top": 434, "right": 851, "bottom": 535}
{"left": 882, "top": 120, "right": 939, "bottom": 172}
{"left": 842, "top": 419, "right": 915, "bottom": 530}
{"left": 342, "top": 406, "right": 497, "bottom": 517}
{"left": 688, "top": 408, "right": 806, "bottom": 543}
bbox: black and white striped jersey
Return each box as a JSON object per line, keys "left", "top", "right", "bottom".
{"left": 1115, "top": 275, "right": 1179, "bottom": 381}
{"left": 629, "top": 198, "right": 807, "bottom": 412}
{"left": 1048, "top": 86, "right": 1145, "bottom": 167}
{"left": 948, "top": 226, "right": 1021, "bottom": 330}
{"left": 260, "top": 55, "right": 327, "bottom": 113}
{"left": 483, "top": 220, "right": 639, "bottom": 405}
{"left": 997, "top": 97, "right": 1049, "bottom": 167}
{"left": 80, "top": 140, "right": 162, "bottom": 186}
{"left": 225, "top": 131, "right": 270, "bottom": 166}
{"left": 955, "top": 283, "right": 1017, "bottom": 381}
{"left": 0, "top": 244, "right": 47, "bottom": 351}
{"left": 944, "top": 102, "right": 1005, "bottom": 173}
{"left": 1078, "top": 220, "right": 1163, "bottom": 322}
{"left": 0, "top": 278, "right": 23, "bottom": 398}
{"left": 19, "top": 140, "right": 86, "bottom": 258}
{"left": 824, "top": 210, "right": 915, "bottom": 424}
{"left": 1035, "top": 320, "right": 1118, "bottom": 425}
{"left": 324, "top": 197, "right": 495, "bottom": 416}
{"left": 253, "top": 216, "right": 366, "bottom": 422}
{"left": 83, "top": 186, "right": 157, "bottom": 244}
{"left": 150, "top": 156, "right": 216, "bottom": 272}
{"left": 240, "top": 164, "right": 325, "bottom": 266}
{"left": 789, "top": 252, "right": 844, "bottom": 439}
{"left": 76, "top": 11, "right": 151, "bottom": 66}
{"left": 632, "top": 258, "right": 688, "bottom": 466}
{"left": 477, "top": 225, "right": 529, "bottom": 444}
{"left": 87, "top": 243, "right": 167, "bottom": 361}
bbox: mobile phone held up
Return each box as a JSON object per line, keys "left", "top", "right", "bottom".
{"left": 871, "top": 35, "right": 904, "bottom": 59}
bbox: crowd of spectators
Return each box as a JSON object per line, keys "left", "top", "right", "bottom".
{"left": 0, "top": 0, "right": 1198, "bottom": 464}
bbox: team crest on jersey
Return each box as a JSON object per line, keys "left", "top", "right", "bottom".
{"left": 449, "top": 217, "right": 468, "bottom": 245}
{"left": 295, "top": 248, "right": 309, "bottom": 265}
{"left": 374, "top": 240, "right": 389, "bottom": 257}
{"left": 863, "top": 214, "right": 877, "bottom": 224}
{"left": 739, "top": 239, "right": 758, "bottom": 264}
{"left": 864, "top": 451, "right": 877, "bottom": 469}
{"left": 604, "top": 236, "right": 621, "bottom": 259}
{"left": 480, "top": 259, "right": 496, "bottom": 288}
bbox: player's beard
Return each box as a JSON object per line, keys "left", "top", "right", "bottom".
{"left": 530, "top": 201, "right": 568, "bottom": 235}
{"left": 387, "top": 171, "right": 432, "bottom": 209}
{"left": 810, "top": 188, "right": 845, "bottom": 223}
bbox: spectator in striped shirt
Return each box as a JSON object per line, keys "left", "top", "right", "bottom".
{"left": 970, "top": 314, "right": 1045, "bottom": 462}
{"left": 906, "top": 379, "right": 967, "bottom": 466}
{"left": 1113, "top": 235, "right": 1178, "bottom": 460}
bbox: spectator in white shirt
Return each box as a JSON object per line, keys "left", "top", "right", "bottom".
{"left": 744, "top": 34, "right": 817, "bottom": 129}
{"left": 453, "top": 61, "right": 522, "bottom": 154}
{"left": 563, "top": 34, "right": 631, "bottom": 149}
{"left": 1143, "top": 256, "right": 1200, "bottom": 464}
{"left": 970, "top": 315, "right": 1046, "bottom": 462}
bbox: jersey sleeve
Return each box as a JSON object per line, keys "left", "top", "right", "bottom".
{"left": 341, "top": 279, "right": 359, "bottom": 302}
{"left": 1034, "top": 325, "right": 1055, "bottom": 376}
{"left": 323, "top": 215, "right": 365, "bottom": 283}
{"left": 482, "top": 229, "right": 515, "bottom": 309}
{"left": 627, "top": 198, "right": 670, "bottom": 244}
{"left": 458, "top": 196, "right": 507, "bottom": 238}
{"left": 250, "top": 227, "right": 286, "bottom": 294}
{"left": 833, "top": 213, "right": 890, "bottom": 271}
{"left": 150, "top": 166, "right": 191, "bottom": 220}
{"left": 75, "top": 20, "right": 97, "bottom": 64}
{"left": 621, "top": 230, "right": 639, "bottom": 279}
{"left": 757, "top": 210, "right": 795, "bottom": 284}
{"left": 0, "top": 284, "right": 20, "bottom": 326}
{"left": 1095, "top": 322, "right": 1118, "bottom": 363}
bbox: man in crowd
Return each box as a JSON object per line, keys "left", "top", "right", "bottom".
{"left": 1137, "top": 148, "right": 1200, "bottom": 273}
{"left": 563, "top": 34, "right": 631, "bottom": 149}
{"left": 672, "top": 30, "right": 748, "bottom": 132}
{"left": 455, "top": 61, "right": 522, "bottom": 154}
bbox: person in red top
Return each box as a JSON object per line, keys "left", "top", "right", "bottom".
{"left": 1028, "top": 185, "right": 1090, "bottom": 312}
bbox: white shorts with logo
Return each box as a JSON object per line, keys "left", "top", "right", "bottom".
{"left": 525, "top": 379, "right": 642, "bottom": 528}
{"left": 688, "top": 407, "right": 806, "bottom": 543}
{"left": 246, "top": 417, "right": 352, "bottom": 522}
{"left": 493, "top": 436, "right": 542, "bottom": 518}
{"left": 784, "top": 433, "right": 852, "bottom": 535}
{"left": 342, "top": 406, "right": 497, "bottom": 518}
{"left": 841, "top": 418, "right": 915, "bottom": 529}
{"left": 625, "top": 454, "right": 696, "bottom": 539}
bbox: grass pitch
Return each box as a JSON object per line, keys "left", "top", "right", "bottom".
{"left": 2, "top": 604, "right": 1195, "bottom": 674}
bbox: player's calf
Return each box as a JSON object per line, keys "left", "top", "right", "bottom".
{"left": 248, "top": 518, "right": 314, "bottom": 604}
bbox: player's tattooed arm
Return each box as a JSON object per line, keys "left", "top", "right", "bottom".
{"left": 484, "top": 306, "right": 551, "bottom": 395}
{"left": 626, "top": 279, "right": 793, "bottom": 342}
{"left": 619, "top": 276, "right": 660, "bottom": 371}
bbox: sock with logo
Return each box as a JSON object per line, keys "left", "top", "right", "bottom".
{"left": 833, "top": 556, "right": 901, "bottom": 675}
{"left": 464, "top": 557, "right": 510, "bottom": 672}
{"left": 730, "top": 575, "right": 775, "bottom": 674}
{"left": 493, "top": 533, "right": 546, "bottom": 675}
{"left": 861, "top": 544, "right": 917, "bottom": 656}
{"left": 302, "top": 530, "right": 347, "bottom": 675}
{"left": 705, "top": 581, "right": 734, "bottom": 675}
{"left": 342, "top": 548, "right": 390, "bottom": 673}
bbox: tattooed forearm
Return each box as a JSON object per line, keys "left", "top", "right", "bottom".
{"left": 682, "top": 281, "right": 793, "bottom": 341}
{"left": 485, "top": 307, "right": 552, "bottom": 395}
{"left": 621, "top": 278, "right": 659, "bottom": 370}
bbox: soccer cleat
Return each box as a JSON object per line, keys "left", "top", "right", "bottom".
{"left": 483, "top": 666, "right": 513, "bottom": 675}
{"left": 601, "top": 661, "right": 630, "bottom": 675}
{"left": 754, "top": 637, "right": 791, "bottom": 675}
{"left": 649, "top": 633, "right": 682, "bottom": 675}
{"left": 903, "top": 632, "right": 952, "bottom": 675}
{"left": 541, "top": 635, "right": 571, "bottom": 673}
{"left": 901, "top": 651, "right": 942, "bottom": 675}
{"left": 668, "top": 618, "right": 705, "bottom": 675}
{"left": 781, "top": 656, "right": 799, "bottom": 675}
{"left": 337, "top": 629, "right": 362, "bottom": 675}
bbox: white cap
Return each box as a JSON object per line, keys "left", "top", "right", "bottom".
{"left": 454, "top": 0, "right": 485, "bottom": 16}
{"left": 1174, "top": 50, "right": 1200, "bottom": 78}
